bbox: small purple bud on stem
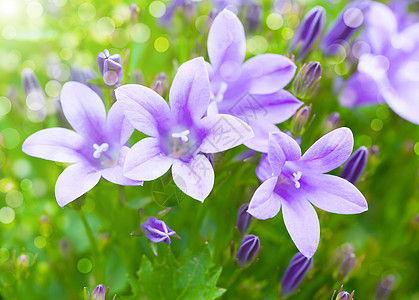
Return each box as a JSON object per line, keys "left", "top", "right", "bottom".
{"left": 97, "top": 49, "right": 123, "bottom": 86}
{"left": 16, "top": 254, "right": 29, "bottom": 269}
{"left": 236, "top": 204, "right": 252, "bottom": 235}
{"left": 291, "top": 105, "right": 312, "bottom": 136}
{"left": 129, "top": 4, "right": 139, "bottom": 22}
{"left": 141, "top": 217, "right": 176, "bottom": 245}
{"left": 290, "top": 6, "right": 326, "bottom": 59}
{"left": 341, "top": 146, "right": 368, "bottom": 184}
{"left": 91, "top": 284, "right": 106, "bottom": 300}
{"left": 151, "top": 72, "right": 168, "bottom": 96}
{"left": 322, "top": 0, "right": 370, "bottom": 56}
{"left": 323, "top": 112, "right": 341, "bottom": 132}
{"left": 245, "top": 3, "right": 262, "bottom": 32}
{"left": 236, "top": 234, "right": 260, "bottom": 267}
{"left": 339, "top": 252, "right": 357, "bottom": 280}
{"left": 281, "top": 252, "right": 313, "bottom": 296}
{"left": 375, "top": 275, "right": 395, "bottom": 300}
{"left": 293, "top": 61, "right": 322, "bottom": 100}
{"left": 336, "top": 291, "right": 352, "bottom": 300}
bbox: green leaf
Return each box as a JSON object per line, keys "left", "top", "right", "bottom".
{"left": 131, "top": 246, "right": 226, "bottom": 300}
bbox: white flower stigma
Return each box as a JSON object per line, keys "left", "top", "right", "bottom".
{"left": 215, "top": 81, "right": 228, "bottom": 103}
{"left": 93, "top": 143, "right": 109, "bottom": 158}
{"left": 292, "top": 171, "right": 302, "bottom": 189}
{"left": 172, "top": 130, "right": 190, "bottom": 142}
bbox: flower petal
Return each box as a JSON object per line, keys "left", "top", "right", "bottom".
{"left": 22, "top": 128, "right": 84, "bottom": 163}
{"left": 102, "top": 146, "right": 143, "bottom": 186}
{"left": 268, "top": 132, "right": 301, "bottom": 176}
{"left": 106, "top": 101, "right": 135, "bottom": 145}
{"left": 169, "top": 57, "right": 211, "bottom": 122}
{"left": 255, "top": 154, "right": 272, "bottom": 183}
{"left": 282, "top": 195, "right": 320, "bottom": 258}
{"left": 247, "top": 177, "right": 281, "bottom": 220}
{"left": 303, "top": 174, "right": 368, "bottom": 214}
{"left": 207, "top": 9, "right": 246, "bottom": 69}
{"left": 123, "top": 137, "right": 173, "bottom": 181}
{"left": 199, "top": 114, "right": 254, "bottom": 153}
{"left": 60, "top": 81, "right": 106, "bottom": 139}
{"left": 340, "top": 71, "right": 384, "bottom": 107}
{"left": 299, "top": 127, "right": 353, "bottom": 174}
{"left": 115, "top": 84, "right": 171, "bottom": 137}
{"left": 172, "top": 155, "right": 214, "bottom": 202}
{"left": 243, "top": 119, "right": 280, "bottom": 153}
{"left": 55, "top": 163, "right": 102, "bottom": 208}
{"left": 241, "top": 54, "right": 297, "bottom": 94}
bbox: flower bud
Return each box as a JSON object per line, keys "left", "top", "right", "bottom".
{"left": 236, "top": 203, "right": 252, "bottom": 235}
{"left": 151, "top": 72, "right": 168, "bottom": 96}
{"left": 341, "top": 146, "right": 368, "bottom": 184}
{"left": 281, "top": 252, "right": 313, "bottom": 296}
{"left": 293, "top": 62, "right": 322, "bottom": 100}
{"left": 91, "top": 284, "right": 106, "bottom": 300}
{"left": 290, "top": 6, "right": 326, "bottom": 59}
{"left": 339, "top": 252, "right": 357, "bottom": 279}
{"left": 375, "top": 275, "right": 395, "bottom": 300}
{"left": 236, "top": 234, "right": 260, "bottom": 267}
{"left": 141, "top": 217, "right": 176, "bottom": 245}
{"left": 129, "top": 4, "right": 139, "bottom": 22}
{"left": 21, "top": 68, "right": 46, "bottom": 116}
{"left": 245, "top": 3, "right": 262, "bottom": 32}
{"left": 16, "top": 254, "right": 29, "bottom": 269}
{"left": 336, "top": 291, "right": 352, "bottom": 300}
{"left": 322, "top": 0, "right": 370, "bottom": 55}
{"left": 323, "top": 112, "right": 341, "bottom": 132}
{"left": 97, "top": 49, "right": 123, "bottom": 86}
{"left": 71, "top": 65, "right": 101, "bottom": 96}
{"left": 291, "top": 105, "right": 311, "bottom": 136}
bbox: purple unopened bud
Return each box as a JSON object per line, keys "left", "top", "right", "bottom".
{"left": 236, "top": 234, "right": 260, "bottom": 267}
{"left": 281, "top": 252, "right": 313, "bottom": 296}
{"left": 290, "top": 6, "right": 326, "bottom": 59}
{"left": 141, "top": 217, "right": 176, "bottom": 245}
{"left": 236, "top": 204, "right": 252, "bottom": 235}
{"left": 97, "top": 49, "right": 123, "bottom": 86}
{"left": 293, "top": 62, "right": 322, "bottom": 100}
{"left": 336, "top": 291, "right": 352, "bottom": 300}
{"left": 341, "top": 146, "right": 368, "bottom": 184}
{"left": 16, "top": 254, "right": 29, "bottom": 269}
{"left": 339, "top": 252, "right": 357, "bottom": 279}
{"left": 71, "top": 65, "right": 101, "bottom": 96}
{"left": 151, "top": 72, "right": 168, "bottom": 96}
{"left": 129, "top": 4, "right": 139, "bottom": 22}
{"left": 291, "top": 105, "right": 311, "bottom": 136}
{"left": 375, "top": 275, "right": 395, "bottom": 300}
{"left": 322, "top": 0, "right": 370, "bottom": 55}
{"left": 91, "top": 284, "right": 106, "bottom": 300}
{"left": 323, "top": 112, "right": 341, "bottom": 132}
{"left": 245, "top": 3, "right": 262, "bottom": 32}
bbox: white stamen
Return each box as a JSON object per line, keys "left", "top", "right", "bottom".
{"left": 292, "top": 171, "right": 302, "bottom": 189}
{"left": 215, "top": 82, "right": 228, "bottom": 103}
{"left": 93, "top": 143, "right": 109, "bottom": 158}
{"left": 172, "top": 129, "right": 190, "bottom": 142}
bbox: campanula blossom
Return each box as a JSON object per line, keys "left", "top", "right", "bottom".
{"left": 97, "top": 49, "right": 123, "bottom": 86}
{"left": 115, "top": 57, "right": 253, "bottom": 201}
{"left": 322, "top": 0, "right": 370, "bottom": 55}
{"left": 22, "top": 82, "right": 141, "bottom": 207}
{"left": 292, "top": 61, "right": 322, "bottom": 100}
{"left": 247, "top": 128, "right": 368, "bottom": 257}
{"left": 340, "top": 1, "right": 419, "bottom": 124}
{"left": 141, "top": 217, "right": 176, "bottom": 245}
{"left": 281, "top": 252, "right": 313, "bottom": 296}
{"left": 290, "top": 6, "right": 326, "bottom": 59}
{"left": 236, "top": 234, "right": 260, "bottom": 267}
{"left": 206, "top": 9, "right": 302, "bottom": 152}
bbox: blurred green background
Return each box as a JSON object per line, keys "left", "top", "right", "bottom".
{"left": 0, "top": 0, "right": 418, "bottom": 299}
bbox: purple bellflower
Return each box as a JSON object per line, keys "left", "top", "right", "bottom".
{"left": 322, "top": 0, "right": 370, "bottom": 55}
{"left": 22, "top": 82, "right": 141, "bottom": 207}
{"left": 340, "top": 1, "right": 419, "bottom": 124}
{"left": 236, "top": 234, "right": 260, "bottom": 267}
{"left": 115, "top": 57, "right": 254, "bottom": 202}
{"left": 97, "top": 49, "right": 123, "bottom": 86}
{"left": 247, "top": 128, "right": 368, "bottom": 258}
{"left": 141, "top": 217, "right": 176, "bottom": 245}
{"left": 290, "top": 6, "right": 326, "bottom": 59}
{"left": 281, "top": 252, "right": 313, "bottom": 296}
{"left": 206, "top": 9, "right": 302, "bottom": 152}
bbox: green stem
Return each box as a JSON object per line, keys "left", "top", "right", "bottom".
{"left": 77, "top": 210, "right": 98, "bottom": 256}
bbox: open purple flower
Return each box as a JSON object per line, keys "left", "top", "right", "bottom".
{"left": 339, "top": 1, "right": 419, "bottom": 124}
{"left": 141, "top": 217, "right": 176, "bottom": 245}
{"left": 22, "top": 82, "right": 142, "bottom": 207}
{"left": 206, "top": 9, "right": 302, "bottom": 152}
{"left": 247, "top": 128, "right": 368, "bottom": 258}
{"left": 115, "top": 57, "right": 253, "bottom": 202}
{"left": 97, "top": 49, "right": 123, "bottom": 86}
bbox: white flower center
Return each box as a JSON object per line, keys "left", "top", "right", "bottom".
{"left": 292, "top": 171, "right": 302, "bottom": 189}
{"left": 215, "top": 81, "right": 228, "bottom": 103}
{"left": 171, "top": 130, "right": 190, "bottom": 142}
{"left": 93, "top": 143, "right": 109, "bottom": 159}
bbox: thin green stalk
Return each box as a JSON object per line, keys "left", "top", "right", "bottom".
{"left": 77, "top": 210, "right": 98, "bottom": 256}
